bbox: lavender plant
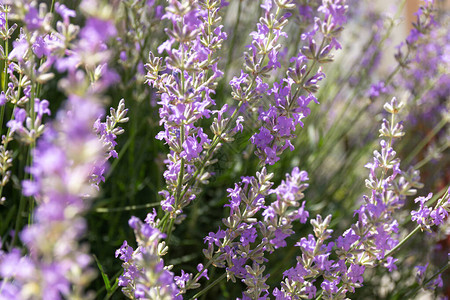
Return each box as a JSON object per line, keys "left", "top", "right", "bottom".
{"left": 0, "top": 0, "right": 448, "bottom": 299}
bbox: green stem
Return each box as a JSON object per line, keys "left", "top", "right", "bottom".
{"left": 12, "top": 146, "right": 31, "bottom": 247}
{"left": 223, "top": 0, "right": 242, "bottom": 81}
{"left": 50, "top": 0, "right": 56, "bottom": 13}
{"left": 177, "top": 100, "right": 244, "bottom": 202}
{"left": 405, "top": 116, "right": 447, "bottom": 163}
{"left": 404, "top": 261, "right": 450, "bottom": 298}
{"left": 414, "top": 142, "right": 449, "bottom": 170}
{"left": 188, "top": 272, "right": 226, "bottom": 300}
{"left": 36, "top": 0, "right": 56, "bottom": 98}
{"left": 26, "top": 82, "right": 36, "bottom": 224}
{"left": 27, "top": 146, "right": 34, "bottom": 225}
{"left": 385, "top": 188, "right": 449, "bottom": 260}
{"left": 384, "top": 225, "right": 421, "bottom": 259}
{"left": 0, "top": 11, "right": 9, "bottom": 133}
{"left": 0, "top": 72, "right": 22, "bottom": 202}
{"left": 315, "top": 291, "right": 323, "bottom": 300}
{"left": 0, "top": 105, "right": 4, "bottom": 136}
{"left": 94, "top": 202, "right": 160, "bottom": 213}
{"left": 165, "top": 215, "right": 175, "bottom": 243}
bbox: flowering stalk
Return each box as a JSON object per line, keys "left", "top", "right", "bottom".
{"left": 92, "top": 99, "right": 129, "bottom": 187}
{"left": 411, "top": 187, "right": 449, "bottom": 232}
{"left": 116, "top": 210, "right": 182, "bottom": 299}
{"left": 309, "top": 0, "right": 436, "bottom": 180}
{"left": 0, "top": 1, "right": 120, "bottom": 298}
{"left": 321, "top": 98, "right": 422, "bottom": 299}
{"left": 249, "top": 0, "right": 348, "bottom": 165}
{"left": 0, "top": 4, "right": 11, "bottom": 132}
{"left": 135, "top": 0, "right": 350, "bottom": 297}
{"left": 0, "top": 1, "right": 81, "bottom": 206}
{"left": 200, "top": 167, "right": 310, "bottom": 298}
{"left": 145, "top": 0, "right": 228, "bottom": 235}
{"left": 272, "top": 97, "right": 424, "bottom": 299}
{"left": 0, "top": 5, "right": 18, "bottom": 203}
{"left": 406, "top": 260, "right": 449, "bottom": 298}
{"left": 161, "top": 0, "right": 300, "bottom": 227}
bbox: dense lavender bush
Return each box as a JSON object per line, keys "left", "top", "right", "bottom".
{"left": 0, "top": 0, "right": 448, "bottom": 299}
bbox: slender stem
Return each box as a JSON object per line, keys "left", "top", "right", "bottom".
{"left": 423, "top": 262, "right": 449, "bottom": 284}
{"left": 165, "top": 213, "right": 175, "bottom": 242}
{"left": 224, "top": 0, "right": 242, "bottom": 81}
{"left": 315, "top": 291, "right": 323, "bottom": 300}
{"left": 94, "top": 202, "right": 160, "bottom": 213}
{"left": 26, "top": 80, "right": 37, "bottom": 224}
{"left": 405, "top": 115, "right": 447, "bottom": 164}
{"left": 0, "top": 11, "right": 9, "bottom": 133}
{"left": 27, "top": 146, "right": 34, "bottom": 225}
{"left": 404, "top": 261, "right": 450, "bottom": 298}
{"left": 36, "top": 0, "right": 56, "bottom": 98}
{"left": 282, "top": 37, "right": 327, "bottom": 126}
{"left": 414, "top": 142, "right": 449, "bottom": 170}
{"left": 0, "top": 104, "right": 5, "bottom": 136}
{"left": 385, "top": 188, "right": 449, "bottom": 259}
{"left": 384, "top": 225, "right": 421, "bottom": 259}
{"left": 188, "top": 272, "right": 226, "bottom": 300}
{"left": 177, "top": 100, "right": 244, "bottom": 203}
{"left": 12, "top": 146, "right": 31, "bottom": 247}
{"left": 0, "top": 72, "right": 22, "bottom": 201}
{"left": 50, "top": 0, "right": 56, "bottom": 14}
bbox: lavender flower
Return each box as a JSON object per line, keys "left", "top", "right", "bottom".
{"left": 145, "top": 0, "right": 227, "bottom": 221}
{"left": 273, "top": 97, "right": 424, "bottom": 299}
{"left": 92, "top": 99, "right": 129, "bottom": 187}
{"left": 0, "top": 1, "right": 78, "bottom": 202}
{"left": 0, "top": 1, "right": 121, "bottom": 298}
{"left": 203, "top": 166, "right": 310, "bottom": 298}
{"left": 0, "top": 1, "right": 443, "bottom": 299}
{"left": 248, "top": 0, "right": 348, "bottom": 164}
{"left": 1, "top": 86, "right": 105, "bottom": 300}
{"left": 116, "top": 211, "right": 182, "bottom": 299}
{"left": 411, "top": 189, "right": 450, "bottom": 230}
{"left": 396, "top": 7, "right": 449, "bottom": 138}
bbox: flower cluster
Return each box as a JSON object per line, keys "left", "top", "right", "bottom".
{"left": 249, "top": 0, "right": 347, "bottom": 164}
{"left": 145, "top": 0, "right": 227, "bottom": 219}
{"left": 228, "top": 0, "right": 293, "bottom": 107}
{"left": 203, "top": 167, "right": 310, "bottom": 299}
{"left": 414, "top": 263, "right": 444, "bottom": 292}
{"left": 92, "top": 99, "right": 129, "bottom": 187}
{"left": 274, "top": 214, "right": 334, "bottom": 299}
{"left": 0, "top": 1, "right": 121, "bottom": 298}
{"left": 273, "top": 97, "right": 424, "bottom": 299}
{"left": 396, "top": 4, "right": 449, "bottom": 138}
{"left": 116, "top": 210, "right": 181, "bottom": 299}
{"left": 117, "top": 210, "right": 210, "bottom": 298}
{"left": 0, "top": 93, "right": 104, "bottom": 298}
{"left": 0, "top": 0, "right": 448, "bottom": 299}
{"left": 411, "top": 189, "right": 450, "bottom": 230}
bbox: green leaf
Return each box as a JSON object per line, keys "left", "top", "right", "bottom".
{"left": 93, "top": 255, "right": 111, "bottom": 291}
